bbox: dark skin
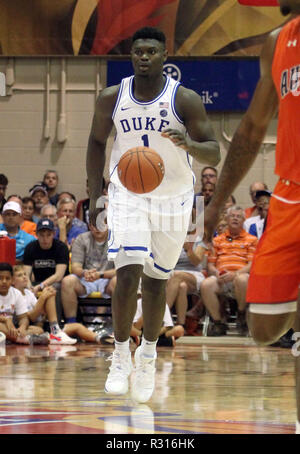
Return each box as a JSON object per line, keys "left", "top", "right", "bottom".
{"left": 204, "top": 1, "right": 300, "bottom": 423}
{"left": 87, "top": 37, "right": 220, "bottom": 342}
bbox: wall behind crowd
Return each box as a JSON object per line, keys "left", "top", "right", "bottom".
{"left": 0, "top": 57, "right": 278, "bottom": 205}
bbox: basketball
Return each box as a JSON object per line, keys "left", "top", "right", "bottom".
{"left": 117, "top": 146, "right": 165, "bottom": 194}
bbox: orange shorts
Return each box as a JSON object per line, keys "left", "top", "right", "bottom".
{"left": 247, "top": 179, "right": 300, "bottom": 305}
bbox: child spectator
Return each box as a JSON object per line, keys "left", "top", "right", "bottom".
{"left": 0, "top": 262, "right": 45, "bottom": 344}
{"left": 131, "top": 298, "right": 184, "bottom": 347}
{"left": 12, "top": 264, "right": 76, "bottom": 345}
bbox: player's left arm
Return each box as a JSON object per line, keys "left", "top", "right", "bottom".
{"left": 162, "top": 86, "right": 220, "bottom": 166}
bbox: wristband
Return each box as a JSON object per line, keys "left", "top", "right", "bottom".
{"left": 99, "top": 273, "right": 104, "bottom": 279}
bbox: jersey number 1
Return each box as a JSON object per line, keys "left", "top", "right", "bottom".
{"left": 141, "top": 134, "right": 149, "bottom": 147}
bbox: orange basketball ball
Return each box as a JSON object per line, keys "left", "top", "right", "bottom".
{"left": 117, "top": 146, "right": 165, "bottom": 194}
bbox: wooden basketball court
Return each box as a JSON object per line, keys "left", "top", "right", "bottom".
{"left": 0, "top": 336, "right": 296, "bottom": 435}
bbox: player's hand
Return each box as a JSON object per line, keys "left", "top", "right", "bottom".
{"left": 161, "top": 129, "right": 192, "bottom": 150}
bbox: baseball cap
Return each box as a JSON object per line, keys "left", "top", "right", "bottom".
{"left": 30, "top": 183, "right": 48, "bottom": 196}
{"left": 36, "top": 218, "right": 55, "bottom": 232}
{"left": 2, "top": 201, "right": 22, "bottom": 214}
{"left": 255, "top": 190, "right": 272, "bottom": 198}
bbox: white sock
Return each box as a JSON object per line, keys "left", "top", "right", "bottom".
{"left": 141, "top": 337, "right": 157, "bottom": 358}
{"left": 296, "top": 420, "right": 300, "bottom": 434}
{"left": 115, "top": 339, "right": 130, "bottom": 354}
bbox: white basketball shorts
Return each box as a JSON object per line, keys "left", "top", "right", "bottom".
{"left": 107, "top": 183, "right": 194, "bottom": 279}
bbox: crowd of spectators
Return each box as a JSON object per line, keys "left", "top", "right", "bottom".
{"left": 0, "top": 168, "right": 281, "bottom": 349}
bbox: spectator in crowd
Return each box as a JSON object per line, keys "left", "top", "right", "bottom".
{"left": 40, "top": 204, "right": 58, "bottom": 227}
{"left": 43, "top": 170, "right": 59, "bottom": 206}
{"left": 22, "top": 196, "right": 36, "bottom": 222}
{"left": 0, "top": 173, "right": 8, "bottom": 213}
{"left": 23, "top": 218, "right": 69, "bottom": 293}
{"left": 201, "top": 166, "right": 218, "bottom": 187}
{"left": 244, "top": 181, "right": 268, "bottom": 219}
{"left": 201, "top": 206, "right": 258, "bottom": 336}
{"left": 58, "top": 191, "right": 76, "bottom": 203}
{"left": 0, "top": 201, "right": 35, "bottom": 263}
{"left": 202, "top": 182, "right": 215, "bottom": 206}
{"left": 12, "top": 264, "right": 76, "bottom": 345}
{"left": 216, "top": 217, "right": 228, "bottom": 236}
{"left": 6, "top": 195, "right": 37, "bottom": 238}
{"left": 23, "top": 218, "right": 69, "bottom": 322}
{"left": 166, "top": 238, "right": 207, "bottom": 330}
{"left": 194, "top": 167, "right": 218, "bottom": 208}
{"left": 131, "top": 297, "right": 184, "bottom": 347}
{"left": 30, "top": 183, "right": 50, "bottom": 223}
{"left": 244, "top": 190, "right": 272, "bottom": 239}
{"left": 0, "top": 262, "right": 40, "bottom": 344}
{"left": 61, "top": 211, "right": 116, "bottom": 324}
{"left": 56, "top": 197, "right": 88, "bottom": 247}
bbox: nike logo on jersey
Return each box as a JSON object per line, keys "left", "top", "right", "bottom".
{"left": 120, "top": 116, "right": 170, "bottom": 133}
{"left": 121, "top": 107, "right": 131, "bottom": 110}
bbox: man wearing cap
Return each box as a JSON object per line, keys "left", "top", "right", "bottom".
{"left": 23, "top": 218, "right": 69, "bottom": 297}
{"left": 0, "top": 201, "right": 36, "bottom": 263}
{"left": 243, "top": 190, "right": 272, "bottom": 239}
{"left": 30, "top": 183, "right": 50, "bottom": 223}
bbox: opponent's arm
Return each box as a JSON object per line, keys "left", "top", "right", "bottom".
{"left": 205, "top": 29, "right": 281, "bottom": 239}
{"left": 86, "top": 86, "right": 119, "bottom": 226}
{"left": 162, "top": 86, "right": 220, "bottom": 166}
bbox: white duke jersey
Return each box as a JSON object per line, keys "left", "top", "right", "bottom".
{"left": 110, "top": 75, "right": 195, "bottom": 198}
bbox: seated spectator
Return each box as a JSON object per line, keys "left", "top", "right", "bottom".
{"left": 194, "top": 167, "right": 218, "bottom": 207}
{"left": 29, "top": 183, "right": 50, "bottom": 223}
{"left": 202, "top": 182, "right": 215, "bottom": 206}
{"left": 40, "top": 203, "right": 58, "bottom": 227}
{"left": 6, "top": 195, "right": 37, "bottom": 238}
{"left": 58, "top": 191, "right": 76, "bottom": 203}
{"left": 166, "top": 238, "right": 207, "bottom": 331}
{"left": 61, "top": 214, "right": 116, "bottom": 324}
{"left": 23, "top": 218, "right": 70, "bottom": 323}
{"left": 243, "top": 190, "right": 271, "bottom": 239}
{"left": 12, "top": 264, "right": 76, "bottom": 345}
{"left": 23, "top": 218, "right": 69, "bottom": 293}
{"left": 201, "top": 206, "right": 258, "bottom": 336}
{"left": 43, "top": 170, "right": 59, "bottom": 206}
{"left": 0, "top": 262, "right": 38, "bottom": 344}
{"left": 216, "top": 217, "right": 228, "bottom": 236}
{"left": 0, "top": 201, "right": 35, "bottom": 263}
{"left": 244, "top": 181, "right": 268, "bottom": 219}
{"left": 56, "top": 198, "right": 88, "bottom": 247}
{"left": 0, "top": 173, "right": 8, "bottom": 213}
{"left": 130, "top": 297, "right": 184, "bottom": 347}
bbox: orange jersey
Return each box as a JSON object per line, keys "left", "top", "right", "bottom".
{"left": 272, "top": 16, "right": 300, "bottom": 184}
{"left": 208, "top": 229, "right": 258, "bottom": 273}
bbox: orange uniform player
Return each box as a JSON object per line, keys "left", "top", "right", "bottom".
{"left": 205, "top": 1, "right": 300, "bottom": 434}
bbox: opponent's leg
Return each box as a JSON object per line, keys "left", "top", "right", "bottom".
{"left": 295, "top": 292, "right": 300, "bottom": 434}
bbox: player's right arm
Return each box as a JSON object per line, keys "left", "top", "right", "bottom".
{"left": 86, "top": 85, "right": 119, "bottom": 226}
{"left": 205, "top": 28, "right": 281, "bottom": 240}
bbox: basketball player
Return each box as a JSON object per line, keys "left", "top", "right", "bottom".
{"left": 87, "top": 27, "right": 220, "bottom": 403}
{"left": 205, "top": 1, "right": 300, "bottom": 433}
